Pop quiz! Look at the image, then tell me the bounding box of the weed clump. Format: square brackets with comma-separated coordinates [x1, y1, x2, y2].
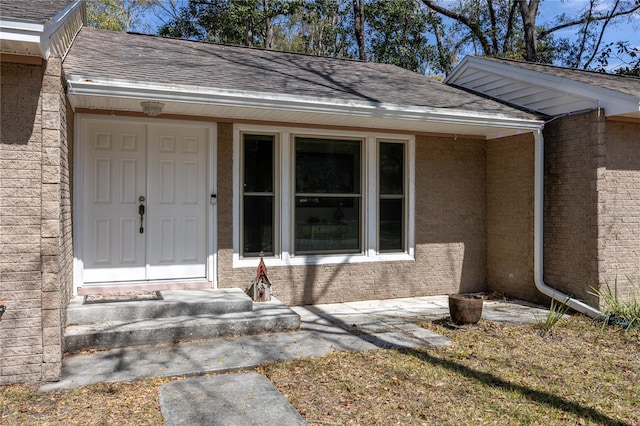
[590, 277, 640, 329]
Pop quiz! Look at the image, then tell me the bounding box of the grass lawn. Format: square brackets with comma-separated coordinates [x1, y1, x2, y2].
[1, 315, 638, 425]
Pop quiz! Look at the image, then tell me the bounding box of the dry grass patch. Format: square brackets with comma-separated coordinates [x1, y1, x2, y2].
[0, 377, 168, 425]
[259, 316, 640, 425]
[1, 316, 638, 425]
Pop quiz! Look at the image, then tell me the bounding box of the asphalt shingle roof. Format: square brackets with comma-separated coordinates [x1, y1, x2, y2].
[483, 57, 640, 98]
[0, 0, 74, 24]
[63, 28, 539, 120]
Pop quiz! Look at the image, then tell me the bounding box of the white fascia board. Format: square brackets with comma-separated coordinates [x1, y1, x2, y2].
[448, 56, 640, 117]
[65, 75, 544, 132]
[0, 0, 82, 58]
[0, 21, 45, 56]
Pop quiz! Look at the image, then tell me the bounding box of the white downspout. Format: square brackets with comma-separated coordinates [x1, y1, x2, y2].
[533, 128, 605, 319]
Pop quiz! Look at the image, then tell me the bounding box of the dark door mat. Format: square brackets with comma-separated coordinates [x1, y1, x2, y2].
[83, 291, 163, 304]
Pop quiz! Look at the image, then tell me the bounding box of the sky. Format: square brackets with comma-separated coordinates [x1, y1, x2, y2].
[137, 0, 639, 71]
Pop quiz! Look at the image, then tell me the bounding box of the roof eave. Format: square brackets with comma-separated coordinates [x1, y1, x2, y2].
[447, 56, 640, 117]
[0, 20, 46, 57]
[0, 0, 83, 59]
[65, 76, 544, 134]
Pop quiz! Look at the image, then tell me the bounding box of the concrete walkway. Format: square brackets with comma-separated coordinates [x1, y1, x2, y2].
[159, 373, 307, 426]
[41, 295, 549, 392]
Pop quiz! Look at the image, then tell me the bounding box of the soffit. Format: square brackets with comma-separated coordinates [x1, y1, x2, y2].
[446, 56, 640, 118]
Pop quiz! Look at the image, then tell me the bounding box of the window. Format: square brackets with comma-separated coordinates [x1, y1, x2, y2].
[234, 125, 414, 267]
[241, 134, 275, 257]
[379, 142, 405, 252]
[294, 137, 362, 254]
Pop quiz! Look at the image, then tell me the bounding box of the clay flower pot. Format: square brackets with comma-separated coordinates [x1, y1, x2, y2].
[448, 294, 483, 325]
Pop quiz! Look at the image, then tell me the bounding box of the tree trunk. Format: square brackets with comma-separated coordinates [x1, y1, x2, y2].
[263, 0, 274, 49]
[519, 0, 539, 62]
[245, 16, 254, 46]
[353, 0, 366, 60]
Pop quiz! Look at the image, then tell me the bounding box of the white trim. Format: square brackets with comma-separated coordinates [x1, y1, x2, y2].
[143, 124, 151, 279]
[0, 0, 83, 58]
[65, 75, 544, 132]
[280, 131, 291, 263]
[72, 114, 84, 295]
[366, 136, 377, 258]
[232, 125, 240, 261]
[407, 139, 416, 259]
[232, 124, 416, 269]
[207, 123, 218, 288]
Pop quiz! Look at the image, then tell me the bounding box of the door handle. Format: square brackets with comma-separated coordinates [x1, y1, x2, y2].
[138, 196, 145, 233]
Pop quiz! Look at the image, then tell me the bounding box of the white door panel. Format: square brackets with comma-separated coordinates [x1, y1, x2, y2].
[82, 121, 208, 283]
[147, 125, 207, 280]
[83, 122, 146, 282]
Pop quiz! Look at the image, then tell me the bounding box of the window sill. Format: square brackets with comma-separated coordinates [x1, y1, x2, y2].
[233, 251, 415, 268]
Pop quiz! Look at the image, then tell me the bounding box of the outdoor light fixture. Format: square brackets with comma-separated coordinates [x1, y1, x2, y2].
[141, 101, 164, 116]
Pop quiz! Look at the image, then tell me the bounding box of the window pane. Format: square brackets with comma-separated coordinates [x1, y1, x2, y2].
[295, 138, 360, 194]
[379, 199, 403, 251]
[243, 196, 273, 256]
[244, 134, 273, 193]
[380, 143, 404, 195]
[295, 197, 360, 253]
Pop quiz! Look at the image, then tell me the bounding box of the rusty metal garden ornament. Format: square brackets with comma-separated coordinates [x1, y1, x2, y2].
[246, 251, 272, 302]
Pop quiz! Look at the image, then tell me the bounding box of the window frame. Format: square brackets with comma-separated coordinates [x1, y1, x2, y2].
[233, 124, 414, 268]
[377, 139, 408, 254]
[292, 134, 365, 255]
[238, 131, 279, 259]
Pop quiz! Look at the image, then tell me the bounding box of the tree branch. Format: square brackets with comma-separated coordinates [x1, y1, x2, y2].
[583, 0, 621, 69]
[502, 1, 518, 54]
[420, 0, 492, 55]
[573, 0, 596, 68]
[539, 3, 640, 39]
[487, 0, 499, 53]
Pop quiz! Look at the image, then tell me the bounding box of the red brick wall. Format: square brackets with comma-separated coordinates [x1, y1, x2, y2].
[216, 126, 487, 305]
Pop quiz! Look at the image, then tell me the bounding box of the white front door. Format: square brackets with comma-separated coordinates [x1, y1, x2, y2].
[82, 120, 208, 283]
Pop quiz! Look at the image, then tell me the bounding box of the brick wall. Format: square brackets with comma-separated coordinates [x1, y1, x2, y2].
[542, 111, 602, 305]
[600, 119, 640, 299]
[1, 59, 46, 384]
[0, 57, 69, 384]
[217, 126, 487, 305]
[486, 134, 538, 302]
[486, 111, 639, 308]
[60, 98, 74, 324]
